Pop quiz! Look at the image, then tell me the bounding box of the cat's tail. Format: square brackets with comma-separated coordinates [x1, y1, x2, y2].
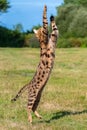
[11, 83, 29, 102]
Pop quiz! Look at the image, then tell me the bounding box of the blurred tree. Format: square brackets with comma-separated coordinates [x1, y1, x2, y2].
[68, 7, 87, 37]
[56, 0, 87, 38]
[56, 4, 79, 37]
[64, 0, 78, 4]
[78, 0, 87, 7]
[0, 0, 10, 13]
[64, 0, 87, 7]
[13, 23, 24, 33]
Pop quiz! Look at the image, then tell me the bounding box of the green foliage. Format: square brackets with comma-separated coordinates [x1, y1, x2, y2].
[24, 34, 39, 48]
[56, 4, 79, 37]
[81, 37, 87, 47]
[77, 0, 87, 7]
[57, 37, 87, 48]
[68, 38, 82, 47]
[0, 26, 24, 47]
[64, 0, 78, 5]
[0, 0, 10, 13]
[64, 0, 87, 6]
[68, 7, 87, 37]
[57, 38, 72, 48]
[56, 0, 87, 38]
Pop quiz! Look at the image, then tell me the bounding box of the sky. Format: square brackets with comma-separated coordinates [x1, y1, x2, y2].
[0, 0, 63, 31]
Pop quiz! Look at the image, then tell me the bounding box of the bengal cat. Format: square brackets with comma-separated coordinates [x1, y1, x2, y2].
[11, 5, 59, 123]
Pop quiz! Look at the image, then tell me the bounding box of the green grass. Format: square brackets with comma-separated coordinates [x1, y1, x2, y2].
[0, 48, 87, 130]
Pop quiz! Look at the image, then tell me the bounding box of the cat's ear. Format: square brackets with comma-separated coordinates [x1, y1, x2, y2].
[33, 29, 37, 34]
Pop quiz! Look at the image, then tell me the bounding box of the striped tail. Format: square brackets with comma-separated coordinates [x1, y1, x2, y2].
[11, 84, 28, 102]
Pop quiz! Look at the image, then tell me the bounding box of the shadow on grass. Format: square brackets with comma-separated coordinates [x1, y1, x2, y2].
[38, 110, 87, 123]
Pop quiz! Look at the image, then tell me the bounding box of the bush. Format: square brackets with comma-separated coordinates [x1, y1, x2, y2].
[57, 38, 72, 48]
[81, 37, 87, 47]
[24, 34, 39, 48]
[57, 37, 87, 48]
[68, 38, 82, 47]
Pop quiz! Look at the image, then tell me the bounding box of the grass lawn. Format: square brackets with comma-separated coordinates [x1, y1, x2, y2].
[0, 48, 87, 130]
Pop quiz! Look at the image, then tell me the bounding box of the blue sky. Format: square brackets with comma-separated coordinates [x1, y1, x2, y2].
[0, 0, 63, 31]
